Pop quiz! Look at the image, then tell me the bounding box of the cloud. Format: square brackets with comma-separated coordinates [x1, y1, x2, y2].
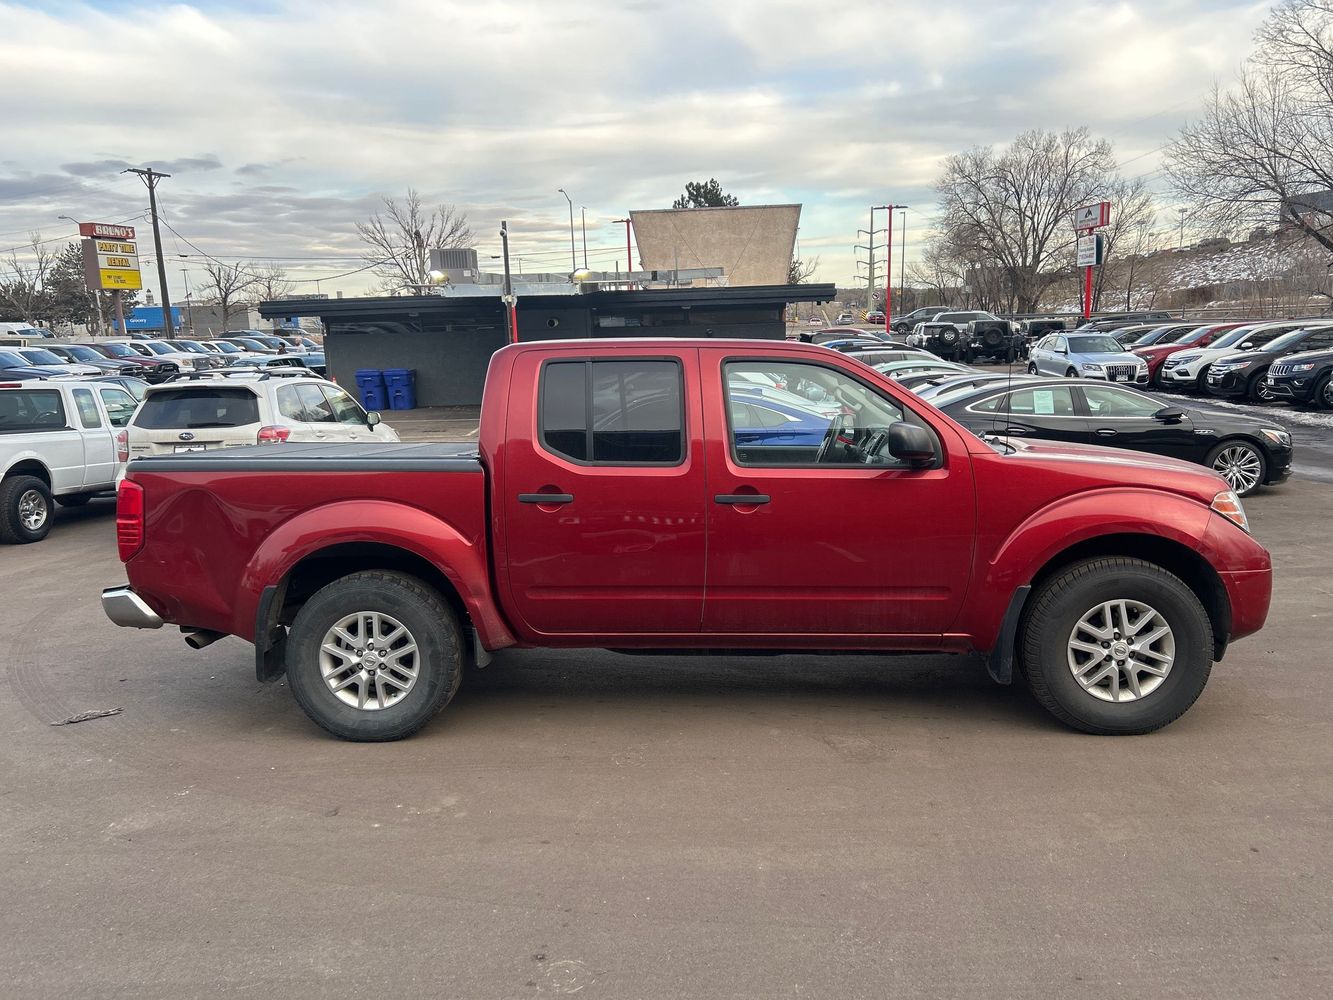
[0, 0, 1272, 292]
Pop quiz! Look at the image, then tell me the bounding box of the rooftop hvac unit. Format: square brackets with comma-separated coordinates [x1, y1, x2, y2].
[429, 248, 480, 272]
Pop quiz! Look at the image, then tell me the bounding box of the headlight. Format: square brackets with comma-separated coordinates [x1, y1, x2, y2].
[1176, 354, 1199, 364]
[1232, 360, 1254, 369]
[1211, 490, 1249, 533]
[178, 358, 195, 369]
[1081, 363, 1104, 371]
[1290, 363, 1316, 372]
[1259, 428, 1291, 448]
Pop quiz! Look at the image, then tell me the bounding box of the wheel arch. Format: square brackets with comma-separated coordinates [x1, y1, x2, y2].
[3, 459, 52, 488]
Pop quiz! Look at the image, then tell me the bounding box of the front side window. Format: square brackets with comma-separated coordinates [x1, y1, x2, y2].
[539, 359, 684, 465]
[283, 384, 336, 423]
[724, 360, 914, 467]
[72, 388, 102, 428]
[322, 385, 368, 425]
[0, 389, 66, 433]
[1082, 386, 1161, 418]
[99, 388, 137, 427]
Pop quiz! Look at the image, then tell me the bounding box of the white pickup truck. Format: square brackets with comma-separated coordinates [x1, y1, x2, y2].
[1, 379, 139, 543]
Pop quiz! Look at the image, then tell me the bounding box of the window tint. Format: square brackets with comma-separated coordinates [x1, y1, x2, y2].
[724, 360, 912, 467]
[291, 384, 336, 423]
[322, 385, 368, 425]
[99, 388, 137, 427]
[133, 388, 260, 429]
[982, 386, 1077, 416]
[72, 388, 102, 428]
[1306, 329, 1333, 349]
[1082, 386, 1161, 418]
[539, 359, 684, 465]
[0, 389, 66, 433]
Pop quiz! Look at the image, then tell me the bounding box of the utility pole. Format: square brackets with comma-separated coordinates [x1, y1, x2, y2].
[179, 265, 194, 334]
[614, 218, 633, 274]
[123, 166, 175, 336]
[1177, 207, 1187, 250]
[856, 228, 886, 314]
[580, 207, 588, 269]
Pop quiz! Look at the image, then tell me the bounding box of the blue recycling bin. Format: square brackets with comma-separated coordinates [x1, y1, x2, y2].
[355, 369, 386, 411]
[383, 368, 417, 411]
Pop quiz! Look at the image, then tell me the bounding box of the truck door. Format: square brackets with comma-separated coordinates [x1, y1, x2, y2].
[500, 350, 706, 637]
[700, 352, 975, 637]
[69, 387, 116, 487]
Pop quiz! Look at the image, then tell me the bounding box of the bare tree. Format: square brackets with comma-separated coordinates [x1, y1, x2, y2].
[788, 257, 820, 283]
[934, 128, 1118, 312]
[356, 188, 474, 294]
[0, 233, 56, 322]
[1166, 0, 1333, 253]
[197, 261, 257, 333]
[250, 262, 296, 303]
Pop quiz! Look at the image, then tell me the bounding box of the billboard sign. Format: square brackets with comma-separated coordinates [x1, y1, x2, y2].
[1076, 233, 1105, 267]
[1072, 201, 1111, 230]
[81, 235, 143, 291]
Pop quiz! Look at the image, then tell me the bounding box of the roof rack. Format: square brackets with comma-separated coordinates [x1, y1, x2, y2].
[162, 367, 312, 384]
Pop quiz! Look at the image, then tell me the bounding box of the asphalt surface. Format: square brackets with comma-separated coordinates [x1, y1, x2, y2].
[3, 467, 1332, 998]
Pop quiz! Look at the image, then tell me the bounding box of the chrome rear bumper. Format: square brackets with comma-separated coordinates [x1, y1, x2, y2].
[102, 586, 164, 629]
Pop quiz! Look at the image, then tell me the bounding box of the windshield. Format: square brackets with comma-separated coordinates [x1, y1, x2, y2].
[1067, 335, 1124, 354]
[20, 349, 65, 364]
[1166, 326, 1210, 343]
[64, 346, 103, 361]
[231, 339, 269, 350]
[99, 343, 138, 358]
[212, 341, 243, 353]
[0, 350, 30, 366]
[143, 342, 176, 356]
[1265, 327, 1328, 352]
[171, 341, 210, 354]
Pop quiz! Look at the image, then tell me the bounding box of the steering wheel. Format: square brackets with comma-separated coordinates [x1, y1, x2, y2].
[860, 429, 890, 463]
[816, 414, 853, 464]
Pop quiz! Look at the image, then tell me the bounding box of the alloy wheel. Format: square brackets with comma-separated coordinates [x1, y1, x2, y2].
[318, 610, 420, 711]
[18, 489, 48, 532]
[1066, 599, 1175, 703]
[1211, 444, 1263, 495]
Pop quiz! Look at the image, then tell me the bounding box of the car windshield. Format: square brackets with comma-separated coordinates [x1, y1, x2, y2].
[1209, 325, 1263, 349]
[98, 343, 138, 358]
[212, 341, 243, 353]
[1265, 327, 1328, 352]
[0, 350, 30, 366]
[1066, 336, 1123, 354]
[143, 342, 176, 355]
[64, 346, 104, 361]
[171, 341, 210, 354]
[231, 339, 269, 350]
[20, 349, 65, 364]
[1166, 326, 1210, 343]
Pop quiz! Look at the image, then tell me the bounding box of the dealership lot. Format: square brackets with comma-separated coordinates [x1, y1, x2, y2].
[2, 473, 1331, 998]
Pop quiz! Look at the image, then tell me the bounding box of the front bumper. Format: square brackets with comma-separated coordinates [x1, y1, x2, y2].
[1263, 375, 1316, 403]
[102, 586, 164, 629]
[1160, 364, 1199, 386]
[1205, 367, 1252, 396]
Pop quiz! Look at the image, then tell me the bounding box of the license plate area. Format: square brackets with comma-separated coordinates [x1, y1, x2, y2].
[173, 443, 207, 453]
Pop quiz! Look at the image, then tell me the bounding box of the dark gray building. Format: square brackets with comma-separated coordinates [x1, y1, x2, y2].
[260, 283, 833, 406]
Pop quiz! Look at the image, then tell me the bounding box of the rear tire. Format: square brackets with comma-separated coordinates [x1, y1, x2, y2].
[0, 475, 53, 544]
[1018, 557, 1213, 735]
[286, 570, 462, 741]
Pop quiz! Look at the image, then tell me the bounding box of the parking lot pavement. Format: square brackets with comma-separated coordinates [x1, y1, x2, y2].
[4, 483, 1332, 999]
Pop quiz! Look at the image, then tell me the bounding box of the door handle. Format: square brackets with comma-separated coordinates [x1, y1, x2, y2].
[518, 493, 574, 504]
[1001, 426, 1028, 435]
[1095, 428, 1117, 437]
[715, 493, 770, 505]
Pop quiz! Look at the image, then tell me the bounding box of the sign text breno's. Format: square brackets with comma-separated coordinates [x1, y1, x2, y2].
[78, 222, 136, 240]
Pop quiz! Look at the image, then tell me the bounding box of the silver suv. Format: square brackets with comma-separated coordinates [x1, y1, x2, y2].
[125, 371, 400, 458]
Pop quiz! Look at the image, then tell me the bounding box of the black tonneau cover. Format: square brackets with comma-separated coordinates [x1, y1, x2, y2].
[127, 442, 482, 474]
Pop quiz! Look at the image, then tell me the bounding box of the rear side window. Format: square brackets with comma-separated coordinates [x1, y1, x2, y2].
[133, 388, 260, 429]
[539, 359, 684, 465]
[0, 389, 67, 433]
[72, 388, 102, 428]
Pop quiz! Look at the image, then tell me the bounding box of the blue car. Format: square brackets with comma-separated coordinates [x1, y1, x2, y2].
[1026, 333, 1149, 384]
[728, 384, 834, 447]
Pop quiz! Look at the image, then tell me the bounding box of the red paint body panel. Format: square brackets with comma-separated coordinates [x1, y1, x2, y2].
[1133, 324, 1241, 379]
[121, 338, 1273, 663]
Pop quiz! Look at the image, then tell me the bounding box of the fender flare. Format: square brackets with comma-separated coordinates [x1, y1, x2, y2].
[230, 499, 516, 650]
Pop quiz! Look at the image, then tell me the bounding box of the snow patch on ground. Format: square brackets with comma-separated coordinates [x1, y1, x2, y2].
[1202, 399, 1333, 429]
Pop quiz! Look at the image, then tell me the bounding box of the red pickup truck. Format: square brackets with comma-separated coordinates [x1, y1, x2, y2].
[102, 339, 1272, 741]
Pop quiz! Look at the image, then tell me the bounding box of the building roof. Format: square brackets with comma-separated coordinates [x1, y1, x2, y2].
[258, 283, 834, 319]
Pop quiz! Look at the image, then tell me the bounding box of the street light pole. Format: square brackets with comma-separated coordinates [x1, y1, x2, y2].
[882, 204, 908, 335]
[123, 166, 175, 336]
[580, 207, 588, 269]
[557, 189, 576, 272]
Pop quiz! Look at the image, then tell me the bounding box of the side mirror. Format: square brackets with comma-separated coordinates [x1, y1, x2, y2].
[366, 411, 382, 429]
[1055, 346, 1067, 355]
[887, 423, 936, 467]
[1239, 342, 1254, 350]
[1154, 406, 1185, 424]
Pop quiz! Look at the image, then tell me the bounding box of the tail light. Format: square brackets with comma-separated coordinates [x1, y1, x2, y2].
[256, 425, 291, 444]
[116, 429, 129, 463]
[116, 480, 145, 561]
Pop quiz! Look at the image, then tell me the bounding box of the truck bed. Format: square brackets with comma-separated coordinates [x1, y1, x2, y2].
[126, 442, 482, 474]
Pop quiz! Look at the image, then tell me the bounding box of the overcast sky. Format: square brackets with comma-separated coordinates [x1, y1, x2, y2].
[2, 0, 1273, 301]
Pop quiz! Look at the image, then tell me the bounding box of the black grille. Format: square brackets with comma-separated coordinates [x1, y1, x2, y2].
[1106, 364, 1137, 380]
[1269, 363, 1291, 376]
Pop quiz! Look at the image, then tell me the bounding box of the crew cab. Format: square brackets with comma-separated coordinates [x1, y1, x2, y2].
[102, 340, 1272, 741]
[2, 379, 138, 543]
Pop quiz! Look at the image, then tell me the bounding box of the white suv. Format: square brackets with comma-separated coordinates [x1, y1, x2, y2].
[125, 371, 399, 458]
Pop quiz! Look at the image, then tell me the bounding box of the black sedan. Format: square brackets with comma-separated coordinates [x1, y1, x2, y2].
[933, 377, 1293, 496]
[1205, 323, 1333, 401]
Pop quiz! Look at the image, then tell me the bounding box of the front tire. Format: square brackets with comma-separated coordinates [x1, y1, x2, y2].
[286, 570, 462, 741]
[1314, 373, 1333, 411]
[1207, 439, 1267, 496]
[1247, 372, 1274, 403]
[1018, 557, 1213, 735]
[1065, 367, 1078, 378]
[1027, 362, 1038, 375]
[0, 475, 53, 544]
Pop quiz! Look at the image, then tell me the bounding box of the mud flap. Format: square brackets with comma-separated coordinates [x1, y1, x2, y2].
[254, 584, 288, 682]
[987, 585, 1031, 685]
